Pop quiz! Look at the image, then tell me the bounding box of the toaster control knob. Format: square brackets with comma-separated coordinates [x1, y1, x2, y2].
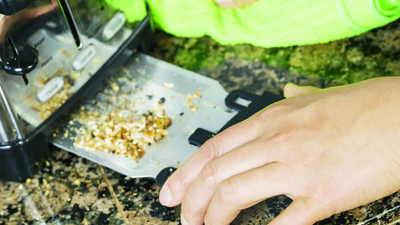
[0, 38, 38, 85]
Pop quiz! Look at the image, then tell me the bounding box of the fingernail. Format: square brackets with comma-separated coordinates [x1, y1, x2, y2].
[215, 0, 235, 8]
[181, 213, 189, 225]
[159, 185, 172, 205]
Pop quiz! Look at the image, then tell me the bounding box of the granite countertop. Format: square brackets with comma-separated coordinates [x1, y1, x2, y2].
[2, 19, 400, 225]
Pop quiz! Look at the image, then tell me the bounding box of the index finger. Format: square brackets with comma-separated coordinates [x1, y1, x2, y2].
[159, 116, 262, 207]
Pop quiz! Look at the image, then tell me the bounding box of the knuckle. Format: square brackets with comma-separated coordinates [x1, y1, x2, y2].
[262, 102, 286, 115]
[246, 116, 263, 137]
[200, 138, 221, 161]
[170, 168, 190, 191]
[273, 127, 297, 143]
[218, 178, 238, 204]
[201, 162, 220, 189]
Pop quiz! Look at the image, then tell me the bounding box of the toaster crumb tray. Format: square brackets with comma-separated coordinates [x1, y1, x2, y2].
[49, 53, 237, 179]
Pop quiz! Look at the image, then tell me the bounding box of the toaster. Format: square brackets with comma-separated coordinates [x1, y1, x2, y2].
[0, 0, 155, 181]
[0, 0, 283, 183]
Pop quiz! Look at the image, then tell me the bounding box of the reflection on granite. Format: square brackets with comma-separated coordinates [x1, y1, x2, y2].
[2, 18, 400, 224]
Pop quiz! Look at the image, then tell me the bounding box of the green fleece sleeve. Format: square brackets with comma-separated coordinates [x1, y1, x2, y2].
[107, 0, 400, 48]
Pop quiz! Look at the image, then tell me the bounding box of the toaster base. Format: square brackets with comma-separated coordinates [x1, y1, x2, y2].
[0, 133, 50, 181]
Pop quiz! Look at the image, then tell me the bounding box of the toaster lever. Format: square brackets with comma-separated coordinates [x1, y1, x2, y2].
[58, 0, 83, 50]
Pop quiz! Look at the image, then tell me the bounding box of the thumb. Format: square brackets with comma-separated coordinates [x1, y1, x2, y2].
[268, 199, 332, 225]
[214, 0, 259, 9]
[284, 83, 321, 98]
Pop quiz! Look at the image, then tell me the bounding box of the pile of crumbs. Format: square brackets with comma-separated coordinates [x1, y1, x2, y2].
[72, 103, 171, 162]
[60, 67, 172, 162]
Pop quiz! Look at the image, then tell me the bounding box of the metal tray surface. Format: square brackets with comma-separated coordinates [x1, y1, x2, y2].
[49, 52, 237, 178]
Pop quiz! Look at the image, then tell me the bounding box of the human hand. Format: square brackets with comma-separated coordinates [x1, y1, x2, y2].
[0, 4, 55, 42]
[159, 77, 400, 224]
[214, 0, 259, 9]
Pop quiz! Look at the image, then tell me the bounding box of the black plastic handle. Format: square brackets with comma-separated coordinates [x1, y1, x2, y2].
[189, 128, 215, 147]
[219, 91, 284, 132]
[0, 0, 35, 15]
[189, 90, 285, 146]
[160, 90, 284, 186]
[156, 167, 177, 187]
[225, 89, 259, 111]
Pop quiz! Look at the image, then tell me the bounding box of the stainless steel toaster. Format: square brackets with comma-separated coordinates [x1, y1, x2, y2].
[0, 0, 154, 181]
[0, 0, 283, 184]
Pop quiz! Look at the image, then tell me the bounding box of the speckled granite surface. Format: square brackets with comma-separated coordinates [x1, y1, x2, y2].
[2, 19, 400, 224]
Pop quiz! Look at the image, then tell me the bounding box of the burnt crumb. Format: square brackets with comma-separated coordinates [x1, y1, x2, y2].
[159, 97, 166, 104]
[179, 112, 184, 116]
